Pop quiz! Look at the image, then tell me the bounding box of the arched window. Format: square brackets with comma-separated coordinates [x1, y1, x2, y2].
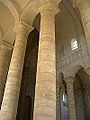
[63, 93, 67, 107]
[71, 38, 78, 50]
[63, 94, 65, 102]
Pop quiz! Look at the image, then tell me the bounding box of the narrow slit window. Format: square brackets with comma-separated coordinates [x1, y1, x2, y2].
[63, 94, 65, 102]
[71, 38, 78, 50]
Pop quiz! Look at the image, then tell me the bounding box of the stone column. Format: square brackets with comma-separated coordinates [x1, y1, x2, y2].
[56, 84, 61, 120]
[75, 0, 90, 58]
[64, 77, 76, 120]
[56, 73, 63, 120]
[0, 22, 33, 120]
[33, 1, 59, 120]
[0, 42, 12, 107]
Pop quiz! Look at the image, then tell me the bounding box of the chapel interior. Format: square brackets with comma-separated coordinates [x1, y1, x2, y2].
[0, 0, 90, 120]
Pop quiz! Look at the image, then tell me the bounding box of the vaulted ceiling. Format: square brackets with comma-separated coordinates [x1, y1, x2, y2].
[0, 0, 83, 55]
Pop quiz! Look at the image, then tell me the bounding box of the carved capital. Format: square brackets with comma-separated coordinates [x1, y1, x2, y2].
[38, 0, 60, 16]
[64, 76, 75, 84]
[14, 21, 34, 35]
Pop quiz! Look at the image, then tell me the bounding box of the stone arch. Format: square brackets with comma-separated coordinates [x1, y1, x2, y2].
[60, 0, 84, 33]
[62, 65, 84, 79]
[21, 1, 39, 26]
[33, 13, 40, 32]
[71, 65, 84, 77]
[73, 65, 90, 120]
[0, 0, 19, 24]
[21, 0, 61, 27]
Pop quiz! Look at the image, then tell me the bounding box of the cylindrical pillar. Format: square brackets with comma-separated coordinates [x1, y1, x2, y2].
[56, 73, 63, 120]
[0, 22, 33, 120]
[65, 77, 76, 120]
[33, 1, 59, 120]
[56, 87, 61, 120]
[0, 42, 12, 107]
[76, 0, 90, 58]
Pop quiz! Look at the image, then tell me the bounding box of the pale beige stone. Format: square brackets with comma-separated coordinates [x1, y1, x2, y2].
[0, 0, 90, 120]
[76, 0, 90, 58]
[0, 42, 12, 107]
[64, 76, 76, 120]
[33, 1, 60, 120]
[0, 22, 33, 120]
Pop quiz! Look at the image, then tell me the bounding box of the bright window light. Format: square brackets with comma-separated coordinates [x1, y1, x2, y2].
[63, 94, 65, 102]
[71, 38, 78, 50]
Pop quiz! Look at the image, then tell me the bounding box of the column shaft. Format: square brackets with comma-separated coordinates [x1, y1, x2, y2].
[33, 2, 59, 120]
[0, 43, 12, 107]
[56, 87, 61, 120]
[65, 77, 76, 120]
[56, 75, 62, 120]
[0, 22, 33, 120]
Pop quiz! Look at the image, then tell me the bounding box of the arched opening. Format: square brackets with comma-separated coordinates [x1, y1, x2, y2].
[16, 28, 39, 120]
[60, 76, 68, 120]
[74, 68, 90, 120]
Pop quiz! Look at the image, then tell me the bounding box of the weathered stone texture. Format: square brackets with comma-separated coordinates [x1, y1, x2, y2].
[0, 22, 33, 120]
